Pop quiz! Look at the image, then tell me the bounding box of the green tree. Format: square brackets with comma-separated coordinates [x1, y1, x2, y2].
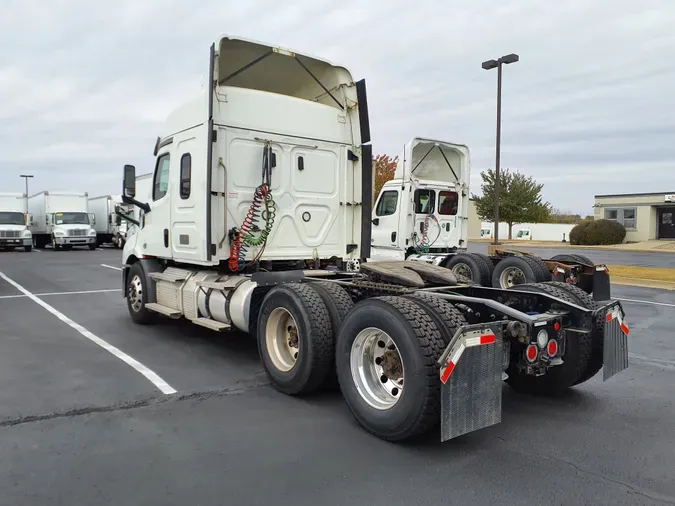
[471, 168, 551, 239]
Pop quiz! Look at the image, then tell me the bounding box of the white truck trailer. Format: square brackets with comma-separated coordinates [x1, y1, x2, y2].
[88, 195, 133, 248]
[371, 138, 612, 299]
[27, 191, 97, 250]
[0, 193, 32, 252]
[119, 35, 629, 443]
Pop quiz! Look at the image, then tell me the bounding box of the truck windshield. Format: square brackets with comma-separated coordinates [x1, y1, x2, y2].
[0, 212, 24, 225]
[55, 212, 89, 225]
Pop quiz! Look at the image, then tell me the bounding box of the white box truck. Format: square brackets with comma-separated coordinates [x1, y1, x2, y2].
[117, 35, 629, 444]
[0, 193, 32, 252]
[28, 191, 97, 250]
[88, 195, 134, 248]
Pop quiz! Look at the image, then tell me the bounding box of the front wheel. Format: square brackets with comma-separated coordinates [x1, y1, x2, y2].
[51, 236, 60, 251]
[126, 262, 156, 324]
[24, 245, 32, 252]
[88, 243, 96, 250]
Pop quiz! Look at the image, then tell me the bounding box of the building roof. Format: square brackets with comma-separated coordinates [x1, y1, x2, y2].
[595, 191, 675, 199]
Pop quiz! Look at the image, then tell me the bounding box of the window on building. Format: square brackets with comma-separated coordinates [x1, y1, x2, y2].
[180, 153, 191, 199]
[376, 190, 398, 216]
[438, 191, 459, 215]
[604, 207, 636, 229]
[414, 189, 435, 214]
[153, 154, 171, 201]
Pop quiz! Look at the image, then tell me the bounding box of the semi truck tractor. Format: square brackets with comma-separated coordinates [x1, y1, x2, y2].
[28, 191, 97, 250]
[371, 138, 611, 300]
[120, 35, 629, 443]
[0, 193, 32, 252]
[89, 195, 133, 248]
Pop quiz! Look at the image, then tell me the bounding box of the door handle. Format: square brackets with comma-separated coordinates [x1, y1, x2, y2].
[419, 222, 424, 233]
[372, 218, 380, 226]
[163, 229, 169, 247]
[445, 223, 450, 232]
[391, 231, 397, 242]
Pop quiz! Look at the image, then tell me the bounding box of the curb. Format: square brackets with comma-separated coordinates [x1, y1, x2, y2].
[470, 240, 675, 255]
[611, 277, 675, 291]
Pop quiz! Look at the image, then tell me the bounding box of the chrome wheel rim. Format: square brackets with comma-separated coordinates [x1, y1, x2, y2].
[265, 307, 299, 372]
[128, 274, 143, 312]
[350, 327, 404, 410]
[451, 263, 473, 280]
[500, 266, 526, 288]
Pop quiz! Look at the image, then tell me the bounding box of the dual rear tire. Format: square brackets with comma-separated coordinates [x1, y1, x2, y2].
[257, 283, 462, 441]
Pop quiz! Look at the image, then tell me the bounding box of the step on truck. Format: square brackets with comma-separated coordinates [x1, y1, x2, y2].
[119, 35, 630, 443]
[371, 138, 612, 301]
[28, 191, 98, 250]
[88, 195, 134, 248]
[0, 192, 32, 252]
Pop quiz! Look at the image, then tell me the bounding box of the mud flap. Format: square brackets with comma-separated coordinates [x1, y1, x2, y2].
[438, 323, 504, 442]
[602, 304, 630, 381]
[593, 265, 611, 302]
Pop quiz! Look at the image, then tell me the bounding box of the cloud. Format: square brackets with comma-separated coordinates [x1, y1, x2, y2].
[1, 0, 674, 214]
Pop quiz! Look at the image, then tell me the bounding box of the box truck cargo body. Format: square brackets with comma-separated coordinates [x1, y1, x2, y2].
[89, 195, 134, 247]
[0, 192, 32, 251]
[28, 191, 97, 250]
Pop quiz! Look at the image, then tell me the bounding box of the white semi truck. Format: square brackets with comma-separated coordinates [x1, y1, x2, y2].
[119, 35, 629, 443]
[0, 193, 32, 252]
[89, 195, 133, 248]
[28, 191, 97, 250]
[371, 138, 612, 299]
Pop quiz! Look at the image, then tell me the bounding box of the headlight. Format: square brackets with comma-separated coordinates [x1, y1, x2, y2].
[54, 230, 65, 236]
[89, 230, 96, 236]
[23, 230, 32, 237]
[536, 329, 548, 348]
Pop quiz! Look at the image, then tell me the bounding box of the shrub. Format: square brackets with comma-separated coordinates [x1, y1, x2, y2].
[570, 219, 626, 245]
[569, 220, 591, 245]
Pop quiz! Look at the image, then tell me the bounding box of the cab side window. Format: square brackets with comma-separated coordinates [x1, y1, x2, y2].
[376, 190, 398, 216]
[180, 153, 191, 199]
[153, 154, 170, 201]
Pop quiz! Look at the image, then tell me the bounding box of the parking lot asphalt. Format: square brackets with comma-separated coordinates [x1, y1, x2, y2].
[468, 242, 675, 268]
[1, 247, 674, 506]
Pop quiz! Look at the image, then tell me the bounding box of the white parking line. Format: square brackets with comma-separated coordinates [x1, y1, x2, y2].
[616, 298, 675, 309]
[0, 289, 119, 300]
[101, 264, 122, 271]
[0, 271, 177, 395]
[32, 249, 41, 252]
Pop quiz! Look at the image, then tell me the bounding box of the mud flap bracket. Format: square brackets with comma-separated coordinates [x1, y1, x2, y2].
[438, 323, 504, 442]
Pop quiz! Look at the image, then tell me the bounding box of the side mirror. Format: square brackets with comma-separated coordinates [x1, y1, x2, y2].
[372, 218, 380, 226]
[116, 215, 122, 226]
[123, 164, 136, 198]
[89, 213, 96, 225]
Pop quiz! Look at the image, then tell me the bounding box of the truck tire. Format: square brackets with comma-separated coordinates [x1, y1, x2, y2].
[336, 296, 446, 441]
[570, 253, 593, 266]
[51, 236, 60, 251]
[306, 281, 354, 390]
[126, 262, 157, 325]
[257, 283, 333, 395]
[469, 253, 495, 284]
[446, 253, 488, 285]
[527, 255, 552, 282]
[550, 254, 577, 264]
[492, 256, 541, 288]
[402, 292, 468, 345]
[505, 283, 593, 394]
[542, 281, 604, 385]
[24, 245, 32, 252]
[88, 244, 97, 250]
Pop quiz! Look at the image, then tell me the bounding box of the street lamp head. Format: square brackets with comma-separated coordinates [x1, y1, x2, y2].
[499, 53, 519, 65]
[482, 59, 498, 70]
[20, 174, 34, 178]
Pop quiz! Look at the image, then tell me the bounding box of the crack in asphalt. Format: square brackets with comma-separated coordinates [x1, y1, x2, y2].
[492, 437, 675, 505]
[0, 380, 269, 429]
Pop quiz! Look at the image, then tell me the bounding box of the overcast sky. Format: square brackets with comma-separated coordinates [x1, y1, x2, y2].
[2, 0, 674, 214]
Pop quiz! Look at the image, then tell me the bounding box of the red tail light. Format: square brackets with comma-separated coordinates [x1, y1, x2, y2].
[526, 344, 538, 362]
[547, 340, 558, 357]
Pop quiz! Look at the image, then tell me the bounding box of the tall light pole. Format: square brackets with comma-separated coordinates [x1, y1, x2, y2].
[482, 53, 519, 245]
[20, 174, 34, 197]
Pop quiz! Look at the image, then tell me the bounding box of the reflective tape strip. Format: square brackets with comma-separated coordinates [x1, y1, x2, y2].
[441, 343, 465, 384]
[440, 331, 497, 384]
